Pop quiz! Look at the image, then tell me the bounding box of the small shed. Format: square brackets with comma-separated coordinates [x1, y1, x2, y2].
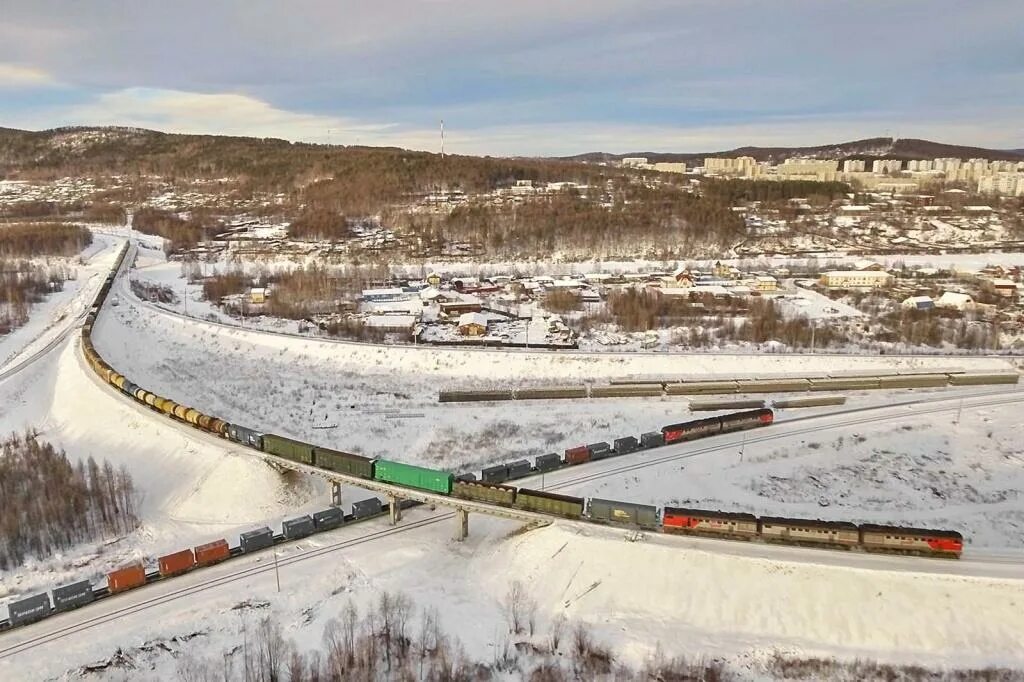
[457, 312, 489, 336]
[901, 295, 934, 311]
[249, 287, 267, 304]
[935, 292, 974, 311]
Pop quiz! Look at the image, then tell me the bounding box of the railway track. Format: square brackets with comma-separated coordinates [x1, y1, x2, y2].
[539, 391, 1024, 494]
[0, 512, 452, 659]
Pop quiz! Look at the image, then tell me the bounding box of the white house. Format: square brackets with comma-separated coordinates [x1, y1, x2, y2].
[935, 292, 974, 311]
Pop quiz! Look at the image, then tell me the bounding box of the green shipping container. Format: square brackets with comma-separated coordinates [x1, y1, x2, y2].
[373, 459, 453, 494]
[262, 433, 314, 465]
[314, 447, 375, 479]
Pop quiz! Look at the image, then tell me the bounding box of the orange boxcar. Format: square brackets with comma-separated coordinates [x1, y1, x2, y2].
[158, 549, 196, 577]
[194, 539, 231, 566]
[107, 563, 147, 593]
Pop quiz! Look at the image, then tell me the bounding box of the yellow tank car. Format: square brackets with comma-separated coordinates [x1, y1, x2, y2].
[209, 418, 229, 436]
[153, 396, 168, 412]
[184, 408, 201, 425]
[134, 387, 147, 402]
[144, 392, 159, 407]
[197, 414, 212, 430]
[173, 404, 189, 420]
[112, 374, 126, 390]
[161, 400, 178, 416]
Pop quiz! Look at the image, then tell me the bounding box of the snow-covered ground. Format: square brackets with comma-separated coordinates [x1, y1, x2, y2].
[3, 235, 1024, 678]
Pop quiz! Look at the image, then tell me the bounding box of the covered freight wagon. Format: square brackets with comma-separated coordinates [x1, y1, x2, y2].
[314, 447, 374, 479]
[374, 460, 453, 494]
[227, 423, 264, 449]
[52, 580, 94, 613]
[261, 434, 314, 465]
[588, 498, 658, 527]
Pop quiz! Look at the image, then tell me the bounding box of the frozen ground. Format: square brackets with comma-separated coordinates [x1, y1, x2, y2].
[2, 235, 1024, 678]
[3, 507, 1024, 680]
[97, 259, 1011, 474]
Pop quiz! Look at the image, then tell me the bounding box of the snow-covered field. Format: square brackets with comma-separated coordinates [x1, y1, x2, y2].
[2, 234, 1024, 678]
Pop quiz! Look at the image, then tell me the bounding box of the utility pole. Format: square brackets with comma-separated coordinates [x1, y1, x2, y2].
[273, 550, 281, 592]
[955, 398, 964, 425]
[739, 432, 746, 463]
[810, 321, 816, 353]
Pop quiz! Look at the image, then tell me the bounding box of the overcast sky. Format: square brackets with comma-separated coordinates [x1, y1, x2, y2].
[1, 1, 1021, 156]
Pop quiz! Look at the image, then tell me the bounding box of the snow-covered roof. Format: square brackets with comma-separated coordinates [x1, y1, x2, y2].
[936, 292, 973, 307]
[457, 312, 489, 327]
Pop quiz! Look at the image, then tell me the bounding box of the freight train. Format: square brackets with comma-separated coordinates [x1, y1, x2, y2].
[0, 503, 384, 630]
[1, 242, 962, 632]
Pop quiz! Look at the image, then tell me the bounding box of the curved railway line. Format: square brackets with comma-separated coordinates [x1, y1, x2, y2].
[3, 238, 1023, 642]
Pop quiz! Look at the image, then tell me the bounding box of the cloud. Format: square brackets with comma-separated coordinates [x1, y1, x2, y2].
[49, 87, 441, 150]
[10, 85, 1023, 157]
[0, 62, 58, 88]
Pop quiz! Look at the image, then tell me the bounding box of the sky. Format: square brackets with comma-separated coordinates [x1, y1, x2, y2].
[1, 1, 1022, 156]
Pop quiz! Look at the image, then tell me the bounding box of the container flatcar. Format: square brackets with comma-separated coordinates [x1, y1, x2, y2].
[564, 446, 590, 465]
[239, 527, 275, 553]
[640, 431, 665, 449]
[282, 515, 315, 540]
[7, 593, 51, 627]
[312, 507, 345, 531]
[588, 498, 658, 528]
[586, 442, 612, 460]
[108, 563, 147, 594]
[506, 459, 532, 479]
[662, 507, 758, 539]
[52, 580, 94, 613]
[158, 549, 196, 577]
[194, 539, 231, 567]
[352, 498, 383, 519]
[514, 489, 584, 518]
[534, 453, 562, 472]
[481, 464, 509, 483]
[613, 436, 638, 455]
[452, 479, 517, 506]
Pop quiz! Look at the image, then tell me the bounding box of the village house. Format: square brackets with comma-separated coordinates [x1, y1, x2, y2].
[457, 312, 489, 336]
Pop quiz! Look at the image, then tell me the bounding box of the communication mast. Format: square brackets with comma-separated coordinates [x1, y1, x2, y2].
[440, 119, 445, 159]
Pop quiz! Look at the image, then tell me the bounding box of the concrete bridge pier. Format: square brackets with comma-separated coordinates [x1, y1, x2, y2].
[389, 495, 402, 525]
[331, 482, 343, 507]
[454, 508, 469, 541]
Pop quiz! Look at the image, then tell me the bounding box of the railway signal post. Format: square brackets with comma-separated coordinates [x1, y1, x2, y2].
[454, 509, 469, 541]
[388, 495, 402, 524]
